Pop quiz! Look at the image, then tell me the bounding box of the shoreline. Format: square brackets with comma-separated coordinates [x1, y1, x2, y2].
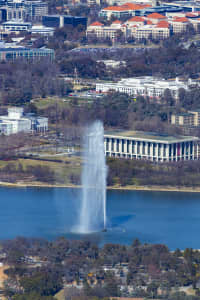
[1, 181, 200, 193]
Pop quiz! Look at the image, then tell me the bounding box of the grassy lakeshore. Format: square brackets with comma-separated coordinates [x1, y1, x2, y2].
[1, 181, 200, 193]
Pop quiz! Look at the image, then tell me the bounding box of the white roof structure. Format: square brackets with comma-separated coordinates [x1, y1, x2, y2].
[0, 107, 48, 135]
[96, 76, 197, 98]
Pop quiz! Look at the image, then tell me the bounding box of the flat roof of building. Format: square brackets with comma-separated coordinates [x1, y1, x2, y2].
[104, 130, 199, 143]
[43, 14, 86, 19]
[173, 112, 194, 116]
[0, 47, 53, 52]
[190, 109, 200, 112]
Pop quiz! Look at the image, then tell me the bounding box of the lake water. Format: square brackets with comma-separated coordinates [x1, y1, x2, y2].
[0, 187, 200, 249]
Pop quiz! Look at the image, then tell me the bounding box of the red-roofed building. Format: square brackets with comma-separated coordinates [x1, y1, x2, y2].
[189, 18, 200, 31]
[170, 17, 189, 33]
[125, 16, 145, 27]
[146, 20, 153, 25]
[128, 16, 145, 22]
[89, 21, 104, 27]
[135, 24, 154, 39]
[156, 20, 170, 28]
[173, 16, 189, 22]
[134, 23, 170, 40]
[56, 6, 63, 11]
[154, 20, 170, 38]
[112, 19, 122, 23]
[103, 5, 128, 11]
[121, 2, 151, 10]
[100, 5, 131, 19]
[147, 12, 166, 24]
[186, 12, 198, 18]
[87, 20, 127, 40]
[111, 20, 123, 28]
[99, 3, 150, 19]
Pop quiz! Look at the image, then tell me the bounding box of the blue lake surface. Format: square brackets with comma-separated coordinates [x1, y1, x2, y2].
[0, 187, 200, 249]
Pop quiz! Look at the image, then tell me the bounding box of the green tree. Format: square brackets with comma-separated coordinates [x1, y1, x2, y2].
[20, 271, 62, 296]
[147, 281, 159, 298]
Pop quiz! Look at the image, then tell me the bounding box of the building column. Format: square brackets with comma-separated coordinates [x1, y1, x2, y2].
[127, 140, 131, 155]
[114, 138, 117, 153]
[192, 142, 195, 160]
[184, 142, 186, 159]
[188, 142, 191, 160]
[108, 138, 112, 153]
[119, 139, 122, 156]
[124, 139, 128, 156]
[135, 141, 138, 157]
[150, 142, 154, 161]
[156, 143, 159, 162]
[160, 144, 164, 162]
[140, 142, 143, 157]
[104, 139, 106, 154]
[175, 143, 178, 161]
[182, 142, 185, 161]
[132, 141, 135, 156]
[166, 144, 169, 161]
[145, 142, 148, 158]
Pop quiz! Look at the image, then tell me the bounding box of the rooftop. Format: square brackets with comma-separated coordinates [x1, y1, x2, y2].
[43, 14, 86, 19]
[102, 6, 128, 11]
[112, 20, 122, 24]
[127, 16, 145, 22]
[147, 12, 166, 19]
[173, 112, 194, 116]
[172, 16, 189, 22]
[186, 12, 197, 17]
[121, 3, 151, 9]
[156, 20, 170, 28]
[3, 20, 31, 25]
[102, 3, 150, 11]
[0, 47, 53, 52]
[104, 130, 199, 143]
[89, 21, 104, 26]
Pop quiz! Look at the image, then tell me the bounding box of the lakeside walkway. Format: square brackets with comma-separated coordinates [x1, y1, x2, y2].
[1, 181, 200, 193]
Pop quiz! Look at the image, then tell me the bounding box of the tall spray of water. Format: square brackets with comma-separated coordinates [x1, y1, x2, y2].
[78, 121, 107, 233]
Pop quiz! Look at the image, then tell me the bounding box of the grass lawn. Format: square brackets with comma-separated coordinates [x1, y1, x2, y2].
[33, 97, 70, 110]
[0, 157, 81, 185]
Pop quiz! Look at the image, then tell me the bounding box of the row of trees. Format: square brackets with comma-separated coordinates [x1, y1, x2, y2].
[0, 59, 72, 106]
[0, 163, 55, 183]
[3, 236, 200, 299]
[43, 91, 187, 134]
[107, 158, 200, 187]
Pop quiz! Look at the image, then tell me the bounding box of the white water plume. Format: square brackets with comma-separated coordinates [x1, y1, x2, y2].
[78, 121, 107, 233]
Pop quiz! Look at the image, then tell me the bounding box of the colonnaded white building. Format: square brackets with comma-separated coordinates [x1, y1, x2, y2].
[96, 77, 198, 99]
[104, 130, 199, 162]
[0, 107, 48, 135]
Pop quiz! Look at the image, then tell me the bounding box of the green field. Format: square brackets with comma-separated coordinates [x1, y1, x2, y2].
[0, 156, 81, 185]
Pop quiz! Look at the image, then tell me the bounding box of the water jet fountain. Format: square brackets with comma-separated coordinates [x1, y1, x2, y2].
[78, 121, 107, 233]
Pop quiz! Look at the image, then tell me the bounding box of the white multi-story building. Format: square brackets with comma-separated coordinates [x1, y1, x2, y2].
[134, 23, 170, 39]
[104, 130, 199, 162]
[1, 20, 54, 36]
[86, 20, 128, 40]
[29, 25, 54, 36]
[170, 16, 189, 33]
[96, 76, 195, 99]
[0, 107, 48, 135]
[99, 3, 150, 19]
[1, 20, 32, 32]
[171, 110, 200, 127]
